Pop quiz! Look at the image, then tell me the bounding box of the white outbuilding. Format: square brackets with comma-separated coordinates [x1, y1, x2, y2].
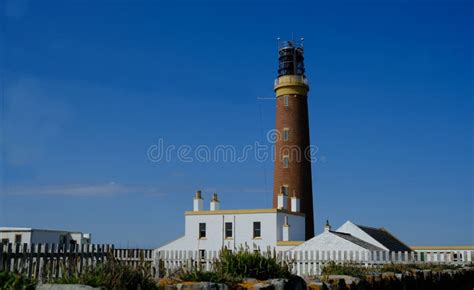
[0, 227, 91, 246]
[291, 220, 412, 253]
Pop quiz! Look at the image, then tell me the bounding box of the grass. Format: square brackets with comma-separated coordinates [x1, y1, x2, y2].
[0, 271, 37, 290]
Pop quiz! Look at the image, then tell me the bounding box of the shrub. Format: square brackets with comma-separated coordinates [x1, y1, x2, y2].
[321, 261, 369, 279]
[215, 248, 291, 280]
[0, 271, 37, 290]
[178, 248, 292, 284]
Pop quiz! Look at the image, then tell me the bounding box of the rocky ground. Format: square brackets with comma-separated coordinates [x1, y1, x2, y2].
[158, 266, 474, 290]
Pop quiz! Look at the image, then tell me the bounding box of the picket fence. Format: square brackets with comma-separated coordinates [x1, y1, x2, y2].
[0, 243, 155, 281]
[156, 249, 473, 276]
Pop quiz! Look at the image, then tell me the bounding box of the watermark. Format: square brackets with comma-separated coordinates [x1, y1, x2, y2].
[147, 129, 319, 163]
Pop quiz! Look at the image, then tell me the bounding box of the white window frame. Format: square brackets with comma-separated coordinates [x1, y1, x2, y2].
[280, 185, 289, 195]
[283, 156, 289, 168]
[14, 234, 22, 244]
[199, 223, 206, 239]
[253, 221, 261, 238]
[282, 128, 289, 141]
[225, 222, 233, 239]
[283, 95, 289, 107]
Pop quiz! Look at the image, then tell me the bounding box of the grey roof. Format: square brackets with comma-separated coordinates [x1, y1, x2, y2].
[331, 231, 384, 251]
[357, 225, 412, 252]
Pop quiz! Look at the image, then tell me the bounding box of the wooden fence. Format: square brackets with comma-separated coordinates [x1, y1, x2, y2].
[156, 249, 473, 277]
[0, 243, 155, 281]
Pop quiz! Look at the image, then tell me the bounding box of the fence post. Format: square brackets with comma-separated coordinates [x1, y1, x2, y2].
[43, 244, 50, 281]
[5, 243, 12, 272]
[27, 244, 34, 278]
[54, 244, 61, 279]
[0, 243, 4, 272]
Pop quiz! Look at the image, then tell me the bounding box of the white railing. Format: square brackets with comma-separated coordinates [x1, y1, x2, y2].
[274, 75, 308, 87]
[155, 249, 473, 277]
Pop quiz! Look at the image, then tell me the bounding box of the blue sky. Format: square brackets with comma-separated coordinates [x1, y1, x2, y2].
[1, 0, 472, 248]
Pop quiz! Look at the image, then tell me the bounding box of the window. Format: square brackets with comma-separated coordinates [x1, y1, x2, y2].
[280, 185, 289, 195]
[283, 95, 289, 107]
[225, 222, 233, 239]
[1, 239, 9, 245]
[14, 234, 21, 244]
[199, 223, 206, 238]
[59, 234, 67, 245]
[282, 128, 289, 141]
[283, 156, 289, 168]
[253, 222, 261, 238]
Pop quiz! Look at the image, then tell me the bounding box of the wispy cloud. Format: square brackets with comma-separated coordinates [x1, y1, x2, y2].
[2, 182, 166, 197]
[3, 77, 70, 167]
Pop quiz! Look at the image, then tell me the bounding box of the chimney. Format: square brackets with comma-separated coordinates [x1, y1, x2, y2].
[193, 190, 203, 211]
[324, 220, 331, 232]
[277, 186, 288, 210]
[210, 192, 220, 211]
[290, 192, 300, 213]
[282, 216, 290, 241]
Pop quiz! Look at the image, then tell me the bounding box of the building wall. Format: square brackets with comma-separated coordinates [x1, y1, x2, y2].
[31, 230, 65, 244]
[1, 229, 90, 245]
[276, 212, 305, 241]
[185, 212, 277, 251]
[0, 231, 32, 244]
[157, 211, 305, 252]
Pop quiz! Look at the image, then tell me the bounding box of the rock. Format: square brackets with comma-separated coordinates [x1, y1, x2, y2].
[174, 282, 228, 289]
[36, 285, 100, 290]
[251, 282, 273, 289]
[307, 281, 325, 290]
[422, 269, 432, 279]
[326, 275, 361, 285]
[242, 278, 258, 284]
[381, 272, 396, 280]
[268, 278, 286, 290]
[284, 275, 306, 290]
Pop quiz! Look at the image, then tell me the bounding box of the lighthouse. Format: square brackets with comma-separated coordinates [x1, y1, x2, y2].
[273, 39, 315, 240]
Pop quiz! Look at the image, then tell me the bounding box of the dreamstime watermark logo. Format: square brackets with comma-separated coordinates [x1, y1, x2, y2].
[147, 129, 319, 163]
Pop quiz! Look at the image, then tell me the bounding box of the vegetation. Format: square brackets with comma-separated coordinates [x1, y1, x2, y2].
[321, 261, 466, 279]
[0, 271, 36, 290]
[321, 261, 369, 279]
[178, 248, 292, 284]
[380, 262, 463, 273]
[52, 253, 159, 290]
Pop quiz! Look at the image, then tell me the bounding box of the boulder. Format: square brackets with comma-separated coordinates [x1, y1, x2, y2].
[284, 275, 306, 290]
[170, 282, 228, 290]
[36, 285, 100, 290]
[326, 275, 361, 285]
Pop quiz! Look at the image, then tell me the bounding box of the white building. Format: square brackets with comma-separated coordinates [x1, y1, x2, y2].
[0, 227, 91, 246]
[291, 220, 412, 253]
[156, 191, 306, 254]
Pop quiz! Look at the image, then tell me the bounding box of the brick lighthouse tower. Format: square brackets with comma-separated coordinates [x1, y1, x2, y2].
[272, 39, 314, 240]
